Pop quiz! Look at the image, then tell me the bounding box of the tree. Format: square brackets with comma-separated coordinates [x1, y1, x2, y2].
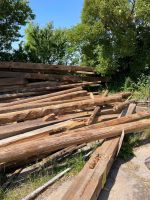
[0, 0, 34, 51]
[68, 0, 150, 78]
[24, 22, 78, 65]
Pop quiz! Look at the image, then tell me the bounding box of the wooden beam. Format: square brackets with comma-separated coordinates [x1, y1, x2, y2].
[0, 110, 92, 140]
[61, 103, 141, 200]
[23, 72, 103, 83]
[0, 95, 123, 124]
[0, 119, 86, 148]
[0, 91, 49, 101]
[0, 78, 27, 86]
[0, 61, 94, 73]
[62, 138, 119, 200]
[0, 91, 88, 114]
[0, 118, 149, 165]
[0, 87, 83, 107]
[86, 106, 101, 125]
[0, 81, 101, 94]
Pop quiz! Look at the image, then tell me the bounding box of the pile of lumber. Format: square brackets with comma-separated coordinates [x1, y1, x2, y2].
[0, 61, 108, 101]
[0, 62, 150, 200]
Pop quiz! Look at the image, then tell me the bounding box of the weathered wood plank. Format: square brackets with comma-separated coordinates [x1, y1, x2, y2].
[0, 62, 94, 73]
[0, 90, 88, 114]
[0, 118, 149, 166]
[86, 106, 101, 125]
[0, 78, 27, 86]
[62, 138, 119, 200]
[0, 95, 123, 124]
[61, 104, 144, 200]
[0, 81, 101, 94]
[0, 87, 83, 106]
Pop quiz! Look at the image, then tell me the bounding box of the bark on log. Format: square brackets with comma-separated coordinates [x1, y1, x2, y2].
[43, 113, 56, 122]
[0, 95, 124, 124]
[0, 119, 86, 147]
[0, 81, 101, 94]
[113, 101, 133, 111]
[0, 118, 149, 165]
[0, 110, 92, 140]
[61, 104, 140, 200]
[0, 91, 88, 114]
[0, 87, 83, 106]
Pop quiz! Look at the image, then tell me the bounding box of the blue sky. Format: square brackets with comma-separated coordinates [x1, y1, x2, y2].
[20, 0, 84, 36]
[14, 0, 84, 48]
[29, 0, 84, 28]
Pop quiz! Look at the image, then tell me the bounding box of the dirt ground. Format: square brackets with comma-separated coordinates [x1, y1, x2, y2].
[36, 140, 150, 200]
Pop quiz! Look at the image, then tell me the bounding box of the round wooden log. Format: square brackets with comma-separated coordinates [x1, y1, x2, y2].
[0, 91, 88, 114]
[0, 94, 124, 125]
[0, 118, 149, 165]
[0, 87, 83, 107]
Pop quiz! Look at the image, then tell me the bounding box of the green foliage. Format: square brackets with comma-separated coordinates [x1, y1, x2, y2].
[121, 74, 150, 99]
[24, 23, 78, 65]
[0, 0, 35, 51]
[68, 0, 150, 78]
[0, 152, 86, 200]
[119, 133, 141, 160]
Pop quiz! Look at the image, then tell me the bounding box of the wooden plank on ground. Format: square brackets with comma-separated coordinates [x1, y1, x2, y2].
[0, 87, 83, 106]
[0, 95, 124, 124]
[0, 81, 101, 94]
[62, 138, 119, 200]
[61, 103, 139, 200]
[0, 117, 149, 166]
[0, 90, 88, 114]
[0, 110, 92, 140]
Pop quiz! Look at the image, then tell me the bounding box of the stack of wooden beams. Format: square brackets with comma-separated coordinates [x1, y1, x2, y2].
[0, 61, 108, 101]
[0, 90, 149, 171]
[0, 62, 150, 200]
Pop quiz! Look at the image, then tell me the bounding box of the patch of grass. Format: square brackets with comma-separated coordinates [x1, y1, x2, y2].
[101, 75, 150, 100]
[118, 133, 141, 160]
[0, 151, 87, 200]
[0, 162, 70, 200]
[122, 75, 150, 100]
[67, 153, 85, 175]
